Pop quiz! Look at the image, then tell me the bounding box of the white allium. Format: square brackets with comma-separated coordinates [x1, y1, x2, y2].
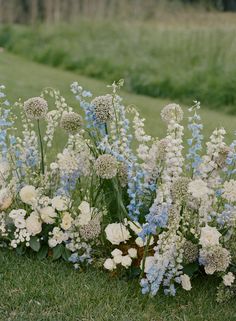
[200, 226, 221, 247]
[94, 154, 118, 179]
[223, 272, 235, 287]
[60, 111, 82, 134]
[223, 180, 236, 203]
[26, 212, 42, 236]
[188, 179, 211, 199]
[40, 206, 57, 224]
[91, 94, 113, 123]
[161, 103, 183, 124]
[19, 185, 38, 205]
[180, 274, 192, 291]
[24, 97, 48, 120]
[128, 248, 138, 258]
[104, 258, 116, 271]
[121, 255, 132, 268]
[105, 223, 131, 245]
[0, 188, 12, 210]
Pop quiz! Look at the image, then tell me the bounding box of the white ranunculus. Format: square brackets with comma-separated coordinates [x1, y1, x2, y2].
[140, 256, 155, 273]
[200, 226, 221, 247]
[26, 212, 42, 236]
[111, 248, 123, 257]
[121, 255, 132, 268]
[223, 272, 235, 287]
[40, 206, 57, 224]
[103, 258, 116, 271]
[78, 201, 92, 226]
[51, 196, 69, 211]
[128, 248, 138, 258]
[180, 274, 192, 291]
[105, 223, 131, 245]
[19, 185, 37, 205]
[188, 179, 211, 199]
[0, 188, 12, 210]
[61, 212, 73, 230]
[113, 255, 123, 264]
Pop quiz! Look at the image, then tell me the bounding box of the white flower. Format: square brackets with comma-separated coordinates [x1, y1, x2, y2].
[61, 212, 73, 230]
[104, 258, 116, 271]
[200, 226, 221, 247]
[113, 255, 123, 264]
[128, 221, 142, 235]
[180, 274, 192, 291]
[188, 179, 211, 199]
[105, 223, 131, 245]
[40, 207, 57, 224]
[14, 216, 26, 229]
[9, 209, 26, 220]
[223, 180, 236, 203]
[223, 272, 235, 287]
[48, 238, 57, 248]
[128, 248, 138, 258]
[78, 201, 92, 226]
[111, 248, 123, 257]
[50, 162, 58, 171]
[19, 185, 37, 205]
[0, 188, 12, 210]
[48, 227, 68, 248]
[51, 196, 69, 211]
[140, 256, 155, 273]
[121, 255, 132, 268]
[26, 212, 42, 236]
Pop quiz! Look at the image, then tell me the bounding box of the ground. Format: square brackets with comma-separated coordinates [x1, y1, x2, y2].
[0, 51, 236, 321]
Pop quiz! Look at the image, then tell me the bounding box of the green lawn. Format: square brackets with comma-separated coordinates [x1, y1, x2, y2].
[0, 51, 236, 321]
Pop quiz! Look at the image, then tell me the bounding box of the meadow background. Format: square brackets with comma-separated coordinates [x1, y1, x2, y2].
[0, 1, 236, 320]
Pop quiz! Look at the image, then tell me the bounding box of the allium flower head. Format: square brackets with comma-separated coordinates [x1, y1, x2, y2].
[91, 94, 113, 123]
[95, 154, 118, 179]
[60, 112, 82, 134]
[171, 177, 190, 203]
[199, 246, 231, 275]
[79, 216, 101, 241]
[183, 240, 199, 263]
[161, 103, 183, 124]
[24, 97, 48, 120]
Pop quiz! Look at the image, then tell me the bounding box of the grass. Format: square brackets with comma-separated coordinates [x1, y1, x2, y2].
[0, 51, 236, 320]
[0, 15, 236, 114]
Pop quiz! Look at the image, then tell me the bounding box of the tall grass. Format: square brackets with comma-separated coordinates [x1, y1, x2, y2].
[1, 15, 236, 113]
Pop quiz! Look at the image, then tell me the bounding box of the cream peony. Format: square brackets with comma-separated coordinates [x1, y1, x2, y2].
[51, 196, 69, 211]
[0, 188, 12, 210]
[180, 274, 192, 291]
[223, 272, 235, 287]
[40, 206, 57, 224]
[104, 258, 116, 271]
[26, 212, 42, 236]
[121, 255, 132, 268]
[200, 226, 221, 247]
[78, 201, 92, 226]
[61, 212, 73, 230]
[19, 185, 37, 205]
[105, 223, 131, 245]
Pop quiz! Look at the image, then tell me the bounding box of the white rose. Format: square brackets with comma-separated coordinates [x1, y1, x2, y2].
[200, 226, 221, 247]
[121, 255, 132, 268]
[128, 248, 138, 258]
[180, 274, 192, 291]
[0, 188, 12, 210]
[113, 255, 123, 264]
[105, 223, 131, 245]
[140, 256, 155, 273]
[40, 206, 57, 224]
[104, 258, 116, 271]
[223, 272, 235, 287]
[111, 248, 123, 257]
[78, 201, 92, 226]
[26, 212, 42, 236]
[52, 196, 69, 211]
[61, 212, 73, 230]
[48, 238, 57, 248]
[19, 185, 37, 205]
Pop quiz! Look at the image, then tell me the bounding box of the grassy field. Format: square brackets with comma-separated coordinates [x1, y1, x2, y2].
[1, 14, 236, 114]
[0, 51, 236, 321]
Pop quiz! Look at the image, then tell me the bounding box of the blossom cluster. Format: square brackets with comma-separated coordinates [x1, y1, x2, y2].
[0, 82, 236, 302]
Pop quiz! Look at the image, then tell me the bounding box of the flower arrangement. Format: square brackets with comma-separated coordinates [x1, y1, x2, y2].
[0, 81, 236, 302]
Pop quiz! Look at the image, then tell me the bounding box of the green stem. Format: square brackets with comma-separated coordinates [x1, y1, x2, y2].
[37, 120, 45, 175]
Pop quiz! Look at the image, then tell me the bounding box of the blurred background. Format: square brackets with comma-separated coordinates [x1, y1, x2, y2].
[0, 0, 236, 116]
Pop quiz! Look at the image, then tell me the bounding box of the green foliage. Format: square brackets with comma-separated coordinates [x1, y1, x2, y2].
[0, 20, 235, 114]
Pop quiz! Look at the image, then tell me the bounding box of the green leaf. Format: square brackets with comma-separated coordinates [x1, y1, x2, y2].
[62, 247, 71, 261]
[52, 244, 63, 261]
[29, 236, 41, 252]
[37, 245, 48, 260]
[183, 262, 199, 277]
